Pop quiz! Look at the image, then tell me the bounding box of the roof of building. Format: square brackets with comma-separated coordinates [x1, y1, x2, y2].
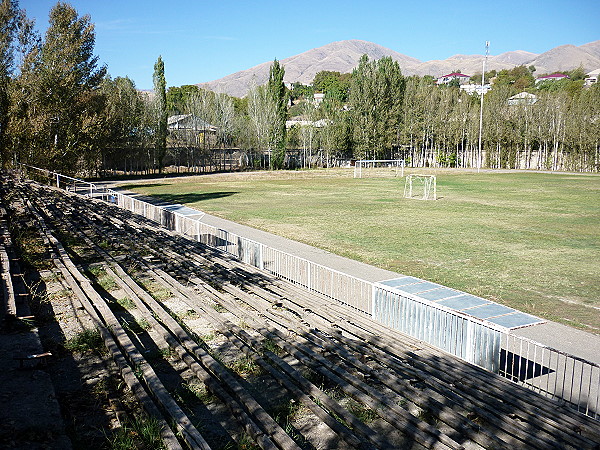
[440, 72, 470, 78]
[167, 114, 216, 130]
[536, 73, 569, 80]
[376, 276, 545, 331]
[509, 92, 537, 99]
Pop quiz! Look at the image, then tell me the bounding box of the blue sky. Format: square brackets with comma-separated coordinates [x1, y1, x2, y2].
[23, 0, 600, 91]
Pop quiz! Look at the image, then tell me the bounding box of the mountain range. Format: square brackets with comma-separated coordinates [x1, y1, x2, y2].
[197, 39, 600, 98]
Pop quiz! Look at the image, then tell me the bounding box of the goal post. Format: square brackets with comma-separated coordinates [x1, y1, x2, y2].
[354, 159, 405, 178]
[403, 174, 437, 200]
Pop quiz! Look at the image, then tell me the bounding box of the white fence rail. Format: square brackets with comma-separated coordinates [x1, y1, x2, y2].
[501, 333, 599, 419]
[20, 164, 599, 421]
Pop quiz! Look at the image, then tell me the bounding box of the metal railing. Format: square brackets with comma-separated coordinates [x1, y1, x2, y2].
[501, 332, 599, 419]
[20, 164, 599, 421]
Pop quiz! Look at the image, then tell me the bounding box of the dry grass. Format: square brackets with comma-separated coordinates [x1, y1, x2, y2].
[123, 168, 600, 332]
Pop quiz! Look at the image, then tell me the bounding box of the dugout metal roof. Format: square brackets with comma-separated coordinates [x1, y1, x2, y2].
[162, 204, 206, 218]
[377, 276, 544, 330]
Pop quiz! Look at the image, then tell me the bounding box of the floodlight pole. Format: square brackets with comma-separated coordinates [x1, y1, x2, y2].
[478, 41, 489, 173]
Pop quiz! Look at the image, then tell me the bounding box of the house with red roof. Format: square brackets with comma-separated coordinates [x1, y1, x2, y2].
[535, 73, 570, 83]
[436, 72, 471, 85]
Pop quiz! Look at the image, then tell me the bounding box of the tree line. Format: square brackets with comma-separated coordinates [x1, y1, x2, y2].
[1, 0, 598, 176]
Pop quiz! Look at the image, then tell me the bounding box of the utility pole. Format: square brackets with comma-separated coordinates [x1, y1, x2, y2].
[478, 41, 489, 173]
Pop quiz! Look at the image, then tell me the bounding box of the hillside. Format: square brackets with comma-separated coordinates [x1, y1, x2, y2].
[197, 39, 600, 97]
[198, 40, 420, 98]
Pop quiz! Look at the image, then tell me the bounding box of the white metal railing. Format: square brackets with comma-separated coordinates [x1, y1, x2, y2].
[20, 164, 599, 421]
[502, 332, 599, 420]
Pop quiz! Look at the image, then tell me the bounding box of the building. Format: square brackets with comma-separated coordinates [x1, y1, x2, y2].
[167, 114, 218, 146]
[167, 114, 217, 132]
[508, 92, 538, 106]
[535, 73, 569, 83]
[436, 72, 471, 85]
[285, 118, 329, 129]
[584, 69, 600, 87]
[460, 84, 491, 95]
[313, 93, 325, 104]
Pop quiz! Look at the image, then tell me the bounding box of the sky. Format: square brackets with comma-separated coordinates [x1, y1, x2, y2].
[23, 0, 600, 91]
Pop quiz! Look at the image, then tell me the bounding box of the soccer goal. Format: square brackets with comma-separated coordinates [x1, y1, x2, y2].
[403, 174, 437, 200]
[354, 159, 405, 178]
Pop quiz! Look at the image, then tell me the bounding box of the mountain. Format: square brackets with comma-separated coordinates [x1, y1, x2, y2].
[197, 39, 600, 97]
[491, 50, 538, 65]
[198, 40, 420, 98]
[579, 40, 600, 58]
[526, 43, 600, 74]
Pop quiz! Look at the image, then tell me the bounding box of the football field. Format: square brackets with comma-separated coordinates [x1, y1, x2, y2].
[123, 168, 600, 333]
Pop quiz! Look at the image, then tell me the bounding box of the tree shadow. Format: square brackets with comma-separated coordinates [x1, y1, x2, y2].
[119, 183, 170, 190]
[151, 191, 238, 204]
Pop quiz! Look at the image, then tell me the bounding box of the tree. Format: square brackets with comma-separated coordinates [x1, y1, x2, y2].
[320, 97, 351, 166]
[4, 20, 40, 168]
[2, 0, 40, 166]
[247, 82, 276, 164]
[153, 55, 167, 172]
[493, 65, 535, 94]
[11, 2, 106, 173]
[0, 0, 21, 166]
[166, 84, 200, 115]
[267, 59, 286, 169]
[185, 87, 215, 169]
[289, 82, 313, 101]
[349, 55, 405, 159]
[214, 93, 235, 148]
[99, 75, 144, 173]
[312, 70, 351, 102]
[470, 70, 496, 85]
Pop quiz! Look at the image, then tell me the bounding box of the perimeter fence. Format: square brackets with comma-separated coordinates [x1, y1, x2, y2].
[19, 164, 599, 421]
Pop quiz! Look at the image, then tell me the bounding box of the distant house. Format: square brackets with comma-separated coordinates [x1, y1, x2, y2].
[535, 73, 570, 83]
[167, 114, 217, 132]
[285, 118, 329, 129]
[168, 114, 218, 146]
[460, 84, 491, 95]
[436, 72, 471, 85]
[313, 93, 325, 104]
[584, 69, 600, 87]
[508, 92, 537, 106]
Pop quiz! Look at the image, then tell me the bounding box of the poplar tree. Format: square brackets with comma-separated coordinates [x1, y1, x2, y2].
[247, 83, 276, 164]
[153, 55, 167, 172]
[267, 59, 286, 169]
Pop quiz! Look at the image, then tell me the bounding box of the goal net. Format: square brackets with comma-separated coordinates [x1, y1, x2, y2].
[354, 159, 404, 178]
[403, 174, 437, 200]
